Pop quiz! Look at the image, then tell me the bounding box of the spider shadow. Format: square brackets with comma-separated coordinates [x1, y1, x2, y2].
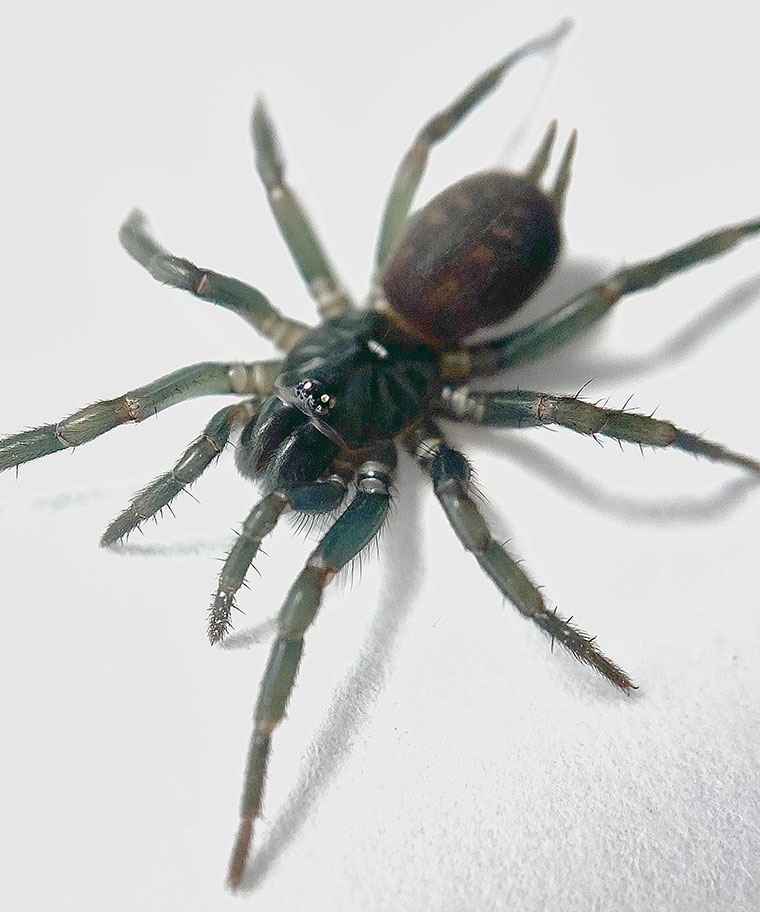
[237, 455, 426, 890]
[574, 272, 760, 386]
[101, 250, 758, 885]
[456, 425, 760, 527]
[485, 257, 760, 394]
[458, 255, 760, 528]
[221, 252, 759, 889]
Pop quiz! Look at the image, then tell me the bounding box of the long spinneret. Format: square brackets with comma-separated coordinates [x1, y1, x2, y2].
[1, 18, 759, 896]
[373, 17, 573, 268]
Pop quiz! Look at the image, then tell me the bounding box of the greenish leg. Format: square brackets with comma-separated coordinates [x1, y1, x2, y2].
[373, 18, 572, 269]
[208, 473, 350, 644]
[251, 99, 353, 319]
[437, 386, 760, 473]
[0, 359, 280, 473]
[100, 398, 265, 546]
[120, 210, 309, 351]
[227, 447, 396, 890]
[406, 419, 634, 692]
[444, 217, 760, 378]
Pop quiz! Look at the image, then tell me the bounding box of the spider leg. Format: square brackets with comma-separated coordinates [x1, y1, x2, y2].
[437, 386, 760, 473]
[251, 99, 353, 319]
[406, 418, 634, 691]
[100, 397, 265, 546]
[442, 217, 760, 378]
[373, 18, 572, 269]
[0, 359, 280, 473]
[208, 471, 351, 644]
[227, 445, 396, 890]
[120, 210, 309, 352]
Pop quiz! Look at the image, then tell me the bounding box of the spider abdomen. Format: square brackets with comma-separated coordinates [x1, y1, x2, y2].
[381, 171, 561, 344]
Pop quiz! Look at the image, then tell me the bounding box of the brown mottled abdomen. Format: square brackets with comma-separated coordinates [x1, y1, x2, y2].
[380, 171, 561, 344]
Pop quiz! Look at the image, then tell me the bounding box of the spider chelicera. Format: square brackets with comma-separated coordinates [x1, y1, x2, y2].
[1, 19, 758, 890]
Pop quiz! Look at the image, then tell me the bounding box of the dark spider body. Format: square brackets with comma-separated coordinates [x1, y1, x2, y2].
[382, 171, 562, 342]
[241, 171, 558, 491]
[2, 19, 759, 892]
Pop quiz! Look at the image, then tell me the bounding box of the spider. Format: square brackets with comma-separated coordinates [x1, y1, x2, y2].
[1, 18, 758, 891]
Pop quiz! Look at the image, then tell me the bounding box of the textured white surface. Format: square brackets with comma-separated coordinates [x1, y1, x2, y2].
[1, 2, 759, 910]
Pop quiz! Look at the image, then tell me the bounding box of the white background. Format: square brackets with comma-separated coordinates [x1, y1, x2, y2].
[1, 2, 759, 910]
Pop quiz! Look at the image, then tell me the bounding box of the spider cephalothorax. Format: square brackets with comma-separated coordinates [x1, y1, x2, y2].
[1, 18, 758, 892]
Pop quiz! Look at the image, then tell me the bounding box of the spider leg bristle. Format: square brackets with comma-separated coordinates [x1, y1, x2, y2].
[574, 379, 594, 399]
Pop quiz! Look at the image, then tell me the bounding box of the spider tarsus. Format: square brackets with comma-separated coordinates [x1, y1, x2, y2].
[227, 817, 254, 892]
[100, 506, 144, 547]
[208, 591, 236, 643]
[537, 608, 634, 693]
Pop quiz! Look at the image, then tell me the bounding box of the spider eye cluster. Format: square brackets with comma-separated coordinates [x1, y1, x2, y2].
[294, 379, 336, 418]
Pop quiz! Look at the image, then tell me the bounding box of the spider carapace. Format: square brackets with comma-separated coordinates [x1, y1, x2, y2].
[251, 170, 559, 472]
[1, 19, 758, 891]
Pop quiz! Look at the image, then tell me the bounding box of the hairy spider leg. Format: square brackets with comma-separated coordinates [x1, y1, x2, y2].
[208, 472, 351, 643]
[251, 99, 354, 320]
[406, 419, 634, 692]
[120, 210, 309, 352]
[437, 387, 760, 474]
[100, 398, 266, 546]
[443, 217, 760, 378]
[373, 17, 572, 270]
[0, 360, 279, 473]
[227, 447, 396, 890]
